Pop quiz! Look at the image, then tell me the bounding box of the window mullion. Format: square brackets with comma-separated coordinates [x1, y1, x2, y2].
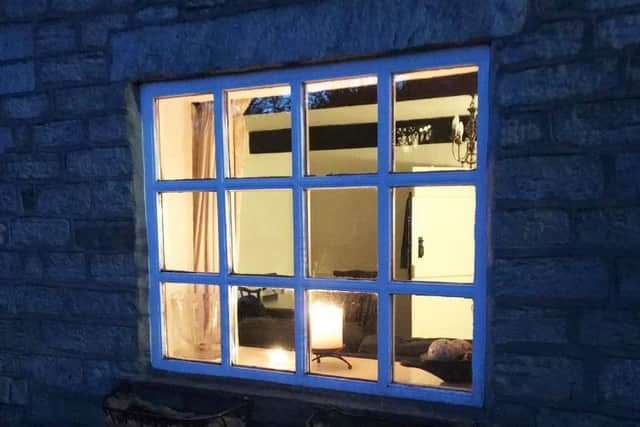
[377, 71, 392, 387]
[213, 86, 232, 369]
[291, 79, 307, 379]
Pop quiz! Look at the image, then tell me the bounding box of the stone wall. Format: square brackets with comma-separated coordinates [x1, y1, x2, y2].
[0, 0, 639, 425]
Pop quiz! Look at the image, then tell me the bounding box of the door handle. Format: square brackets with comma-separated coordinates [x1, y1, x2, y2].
[418, 237, 424, 258]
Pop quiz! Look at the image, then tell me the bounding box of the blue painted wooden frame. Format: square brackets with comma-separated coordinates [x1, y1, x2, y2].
[141, 46, 489, 407]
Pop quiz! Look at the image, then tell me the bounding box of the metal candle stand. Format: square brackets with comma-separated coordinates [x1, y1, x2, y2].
[311, 346, 352, 369]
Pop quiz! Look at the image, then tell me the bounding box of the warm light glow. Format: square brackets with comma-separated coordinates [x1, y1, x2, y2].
[268, 348, 290, 369]
[394, 65, 479, 82]
[310, 303, 343, 350]
[306, 76, 377, 93]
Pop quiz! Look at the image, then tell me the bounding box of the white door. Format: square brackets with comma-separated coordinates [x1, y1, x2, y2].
[411, 185, 475, 283]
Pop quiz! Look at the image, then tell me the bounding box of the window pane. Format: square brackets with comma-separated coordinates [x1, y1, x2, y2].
[393, 66, 478, 172]
[307, 188, 377, 279]
[306, 76, 378, 176]
[160, 192, 219, 273]
[393, 186, 475, 283]
[227, 86, 292, 178]
[230, 189, 293, 276]
[307, 290, 377, 381]
[231, 286, 295, 372]
[163, 283, 221, 363]
[156, 94, 215, 180]
[393, 295, 472, 391]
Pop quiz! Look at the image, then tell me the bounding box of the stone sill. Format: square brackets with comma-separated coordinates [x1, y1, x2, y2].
[121, 370, 483, 426]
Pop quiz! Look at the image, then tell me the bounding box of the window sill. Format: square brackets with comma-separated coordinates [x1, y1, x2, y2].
[123, 370, 483, 426]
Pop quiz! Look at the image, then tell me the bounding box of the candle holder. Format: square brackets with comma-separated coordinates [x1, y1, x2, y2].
[311, 346, 352, 369]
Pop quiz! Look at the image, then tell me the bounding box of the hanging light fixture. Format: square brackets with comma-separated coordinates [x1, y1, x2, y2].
[451, 94, 478, 168]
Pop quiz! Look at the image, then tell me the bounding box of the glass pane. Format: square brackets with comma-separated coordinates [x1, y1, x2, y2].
[229, 189, 293, 276]
[231, 286, 295, 372]
[156, 94, 215, 180]
[306, 76, 378, 175]
[393, 66, 478, 172]
[307, 188, 377, 279]
[307, 290, 378, 381]
[227, 85, 292, 178]
[393, 295, 473, 391]
[162, 283, 221, 363]
[160, 192, 219, 273]
[393, 186, 475, 283]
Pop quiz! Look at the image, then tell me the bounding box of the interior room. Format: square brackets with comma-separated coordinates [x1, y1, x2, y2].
[158, 65, 477, 390]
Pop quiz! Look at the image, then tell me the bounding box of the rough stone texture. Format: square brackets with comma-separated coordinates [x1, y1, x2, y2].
[599, 359, 640, 410]
[494, 156, 603, 201]
[494, 258, 609, 300]
[494, 355, 584, 402]
[0, 1, 639, 426]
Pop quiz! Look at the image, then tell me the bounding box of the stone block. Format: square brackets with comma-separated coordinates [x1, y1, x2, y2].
[35, 184, 91, 216]
[0, 404, 24, 426]
[0, 377, 10, 404]
[1, 94, 49, 120]
[35, 22, 76, 54]
[82, 360, 114, 396]
[10, 219, 70, 248]
[10, 379, 28, 405]
[0, 184, 19, 214]
[498, 20, 583, 65]
[613, 153, 640, 199]
[33, 120, 86, 150]
[50, 0, 102, 12]
[576, 208, 640, 249]
[5, 154, 61, 180]
[89, 253, 135, 278]
[1, 0, 47, 19]
[600, 358, 640, 410]
[553, 98, 640, 146]
[494, 257, 609, 300]
[596, 12, 640, 49]
[494, 307, 568, 344]
[498, 58, 619, 107]
[494, 209, 570, 249]
[0, 127, 11, 153]
[588, 0, 640, 8]
[23, 254, 43, 279]
[580, 310, 640, 354]
[135, 5, 178, 23]
[81, 14, 129, 48]
[0, 285, 15, 315]
[38, 53, 107, 85]
[0, 223, 7, 246]
[0, 62, 34, 95]
[66, 147, 132, 178]
[74, 221, 135, 250]
[495, 156, 603, 201]
[43, 252, 87, 281]
[499, 112, 547, 149]
[54, 84, 126, 115]
[88, 114, 128, 143]
[41, 321, 137, 358]
[91, 181, 133, 218]
[494, 355, 583, 402]
[618, 258, 640, 302]
[536, 409, 638, 427]
[0, 25, 33, 60]
[23, 355, 82, 391]
[110, 0, 526, 80]
[16, 286, 66, 315]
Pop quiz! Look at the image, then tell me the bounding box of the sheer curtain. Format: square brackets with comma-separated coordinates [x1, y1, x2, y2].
[229, 99, 252, 271]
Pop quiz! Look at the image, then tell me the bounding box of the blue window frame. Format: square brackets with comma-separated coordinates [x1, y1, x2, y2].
[141, 46, 489, 406]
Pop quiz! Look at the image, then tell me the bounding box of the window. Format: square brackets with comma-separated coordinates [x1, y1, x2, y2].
[142, 47, 488, 406]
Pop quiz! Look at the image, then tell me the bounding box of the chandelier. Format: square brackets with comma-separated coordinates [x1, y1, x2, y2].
[451, 94, 478, 169]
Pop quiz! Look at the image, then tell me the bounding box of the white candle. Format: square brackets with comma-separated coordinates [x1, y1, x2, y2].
[310, 303, 343, 350]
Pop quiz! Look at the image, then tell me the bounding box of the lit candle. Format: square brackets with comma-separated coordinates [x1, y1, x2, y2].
[310, 303, 343, 350]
